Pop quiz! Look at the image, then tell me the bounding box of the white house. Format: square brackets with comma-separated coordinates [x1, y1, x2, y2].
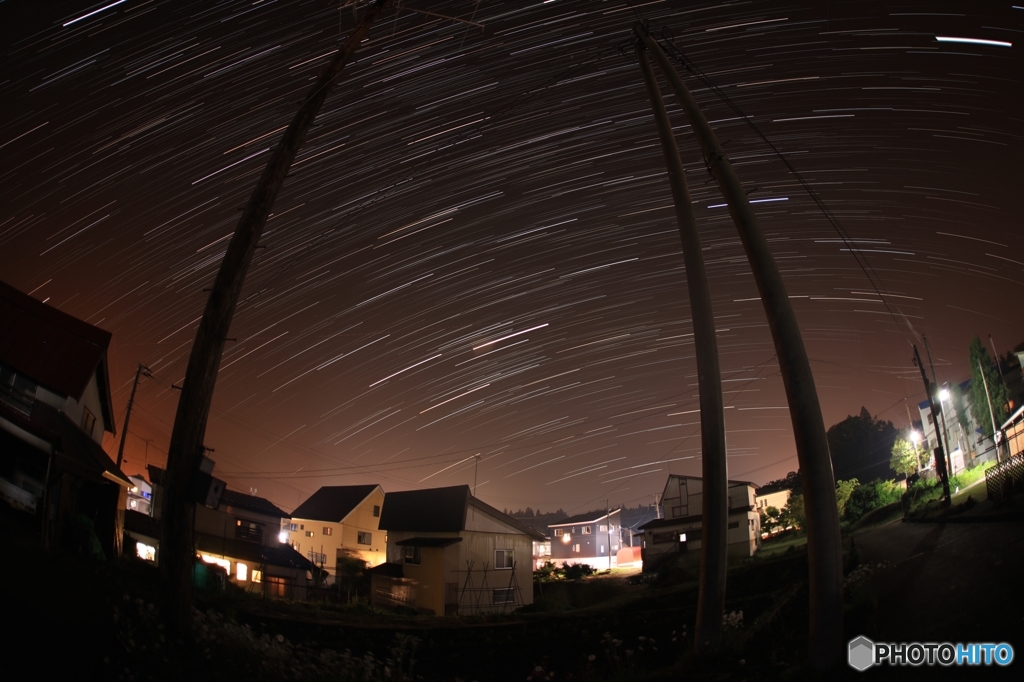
[369, 485, 545, 615]
[638, 474, 760, 570]
[547, 509, 622, 570]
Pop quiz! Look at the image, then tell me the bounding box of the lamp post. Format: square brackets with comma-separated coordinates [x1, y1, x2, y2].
[909, 429, 923, 473]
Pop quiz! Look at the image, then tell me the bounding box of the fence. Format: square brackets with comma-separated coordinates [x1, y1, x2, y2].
[985, 452, 1024, 500]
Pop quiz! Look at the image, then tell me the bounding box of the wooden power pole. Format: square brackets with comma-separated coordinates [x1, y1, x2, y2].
[635, 35, 729, 657]
[160, 0, 387, 635]
[116, 363, 151, 468]
[636, 26, 843, 669]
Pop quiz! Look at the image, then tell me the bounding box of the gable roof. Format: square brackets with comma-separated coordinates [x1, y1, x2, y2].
[0, 280, 115, 431]
[379, 485, 545, 540]
[549, 508, 621, 528]
[290, 484, 380, 522]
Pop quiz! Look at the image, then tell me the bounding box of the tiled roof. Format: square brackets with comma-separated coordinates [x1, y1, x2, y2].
[0, 280, 115, 430]
[194, 534, 316, 571]
[220, 489, 288, 518]
[290, 484, 379, 522]
[549, 508, 620, 528]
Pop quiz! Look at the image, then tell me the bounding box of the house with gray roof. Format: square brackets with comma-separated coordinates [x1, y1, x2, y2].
[369, 485, 545, 615]
[280, 484, 385, 581]
[547, 508, 623, 569]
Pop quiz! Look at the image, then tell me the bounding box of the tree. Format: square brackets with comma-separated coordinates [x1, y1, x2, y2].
[834, 479, 859, 518]
[780, 494, 805, 530]
[889, 438, 919, 478]
[827, 407, 899, 482]
[969, 336, 1010, 439]
[760, 505, 781, 535]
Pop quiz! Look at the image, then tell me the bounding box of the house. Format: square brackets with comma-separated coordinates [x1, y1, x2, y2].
[281, 484, 386, 580]
[0, 280, 131, 558]
[369, 485, 545, 615]
[637, 474, 760, 571]
[547, 509, 623, 570]
[126, 475, 153, 516]
[130, 465, 317, 599]
[754, 486, 792, 515]
[917, 378, 998, 473]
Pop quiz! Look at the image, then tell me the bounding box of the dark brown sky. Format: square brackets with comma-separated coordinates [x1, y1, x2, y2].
[2, 0, 1021, 515]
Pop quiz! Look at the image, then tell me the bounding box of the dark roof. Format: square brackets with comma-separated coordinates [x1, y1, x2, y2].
[147, 466, 288, 518]
[379, 486, 470, 532]
[367, 562, 405, 578]
[0, 280, 115, 431]
[549, 508, 620, 528]
[290, 484, 379, 522]
[220, 489, 289, 518]
[379, 485, 546, 540]
[395, 536, 463, 548]
[124, 509, 160, 537]
[638, 515, 700, 531]
[194, 534, 316, 571]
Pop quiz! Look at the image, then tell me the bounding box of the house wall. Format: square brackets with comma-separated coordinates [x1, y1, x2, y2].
[194, 502, 281, 546]
[32, 372, 106, 444]
[284, 487, 386, 577]
[386, 524, 534, 614]
[548, 512, 622, 569]
[641, 510, 760, 570]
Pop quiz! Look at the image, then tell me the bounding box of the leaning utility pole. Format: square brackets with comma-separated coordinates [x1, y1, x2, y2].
[635, 35, 729, 656]
[913, 345, 951, 503]
[116, 363, 151, 468]
[922, 335, 954, 478]
[160, 0, 387, 635]
[978, 359, 1001, 461]
[636, 26, 843, 669]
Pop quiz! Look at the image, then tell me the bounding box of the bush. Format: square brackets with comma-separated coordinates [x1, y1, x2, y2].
[844, 479, 902, 522]
[562, 562, 596, 581]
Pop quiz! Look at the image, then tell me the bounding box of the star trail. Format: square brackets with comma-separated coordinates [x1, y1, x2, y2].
[1, 1, 1021, 515]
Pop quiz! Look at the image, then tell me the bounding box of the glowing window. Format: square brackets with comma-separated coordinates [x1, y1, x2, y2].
[136, 542, 156, 562]
[200, 554, 230, 571]
[581, 526, 592, 535]
[237, 563, 247, 581]
[252, 570, 262, 583]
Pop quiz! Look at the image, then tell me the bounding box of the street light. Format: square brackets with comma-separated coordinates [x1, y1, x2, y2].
[909, 429, 924, 472]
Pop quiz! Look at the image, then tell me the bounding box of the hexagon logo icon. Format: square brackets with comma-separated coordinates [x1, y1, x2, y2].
[848, 636, 875, 671]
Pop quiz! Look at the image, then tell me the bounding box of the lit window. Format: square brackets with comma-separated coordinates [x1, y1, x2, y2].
[252, 570, 262, 583]
[572, 544, 580, 552]
[582, 526, 591, 535]
[237, 563, 247, 581]
[305, 530, 314, 537]
[679, 533, 687, 542]
[494, 549, 514, 569]
[323, 527, 333, 536]
[358, 531, 372, 545]
[136, 542, 156, 562]
[599, 525, 607, 533]
[200, 554, 230, 571]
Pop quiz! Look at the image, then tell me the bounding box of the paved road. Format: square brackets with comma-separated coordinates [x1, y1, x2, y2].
[850, 516, 1024, 671]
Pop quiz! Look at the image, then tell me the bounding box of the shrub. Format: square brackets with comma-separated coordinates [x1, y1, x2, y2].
[844, 479, 902, 522]
[562, 562, 596, 581]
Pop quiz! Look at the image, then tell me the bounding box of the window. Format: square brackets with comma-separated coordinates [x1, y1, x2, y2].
[599, 524, 607, 533]
[308, 551, 326, 565]
[572, 544, 580, 552]
[136, 542, 156, 562]
[289, 523, 298, 531]
[305, 530, 314, 537]
[200, 554, 230, 571]
[323, 527, 333, 536]
[402, 545, 421, 565]
[494, 549, 514, 569]
[358, 531, 372, 545]
[235, 519, 264, 543]
[237, 563, 247, 581]
[373, 505, 381, 517]
[80, 408, 96, 437]
[252, 570, 262, 583]
[582, 526, 592, 535]
[493, 588, 515, 605]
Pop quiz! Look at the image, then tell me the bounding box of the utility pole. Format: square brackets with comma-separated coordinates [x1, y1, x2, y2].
[923, 335, 954, 477]
[116, 363, 151, 468]
[979, 359, 1001, 461]
[159, 0, 387, 637]
[635, 32, 728, 657]
[637, 27, 842, 669]
[913, 345, 951, 503]
[989, 334, 1005, 384]
[903, 399, 921, 474]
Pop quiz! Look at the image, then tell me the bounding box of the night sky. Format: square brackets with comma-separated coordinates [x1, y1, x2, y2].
[2, 0, 1021, 516]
